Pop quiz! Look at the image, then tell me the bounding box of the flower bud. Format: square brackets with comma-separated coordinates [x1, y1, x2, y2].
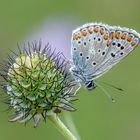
[0, 41, 80, 127]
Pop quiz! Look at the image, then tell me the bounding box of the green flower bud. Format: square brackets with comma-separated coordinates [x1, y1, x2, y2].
[0, 41, 80, 127]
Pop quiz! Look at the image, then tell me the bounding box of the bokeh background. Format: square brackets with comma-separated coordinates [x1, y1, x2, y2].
[0, 0, 140, 140]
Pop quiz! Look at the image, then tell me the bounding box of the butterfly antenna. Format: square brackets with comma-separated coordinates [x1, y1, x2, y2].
[95, 81, 115, 103]
[98, 81, 124, 92]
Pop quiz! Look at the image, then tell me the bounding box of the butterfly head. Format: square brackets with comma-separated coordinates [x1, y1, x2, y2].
[85, 80, 96, 90]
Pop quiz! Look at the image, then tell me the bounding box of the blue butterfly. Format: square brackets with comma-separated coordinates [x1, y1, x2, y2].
[71, 23, 140, 91]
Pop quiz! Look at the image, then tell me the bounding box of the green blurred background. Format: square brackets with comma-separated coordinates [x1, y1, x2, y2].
[0, 0, 140, 140]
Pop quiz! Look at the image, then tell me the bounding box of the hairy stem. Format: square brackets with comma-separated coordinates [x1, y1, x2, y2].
[47, 114, 77, 140]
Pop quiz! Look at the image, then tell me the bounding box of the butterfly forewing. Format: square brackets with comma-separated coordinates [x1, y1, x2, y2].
[71, 23, 140, 81]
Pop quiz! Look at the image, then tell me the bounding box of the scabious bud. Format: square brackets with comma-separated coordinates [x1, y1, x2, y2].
[0, 41, 80, 127]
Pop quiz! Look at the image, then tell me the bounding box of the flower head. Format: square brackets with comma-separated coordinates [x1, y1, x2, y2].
[0, 41, 80, 127]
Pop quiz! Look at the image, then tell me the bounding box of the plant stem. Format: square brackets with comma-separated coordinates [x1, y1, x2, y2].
[47, 114, 77, 140]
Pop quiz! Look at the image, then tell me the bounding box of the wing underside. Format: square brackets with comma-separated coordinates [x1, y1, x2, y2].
[71, 23, 140, 80]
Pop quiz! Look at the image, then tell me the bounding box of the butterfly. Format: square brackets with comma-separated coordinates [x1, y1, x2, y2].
[70, 23, 140, 91]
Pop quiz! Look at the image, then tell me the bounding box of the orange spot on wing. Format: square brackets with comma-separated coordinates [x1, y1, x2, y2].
[88, 28, 94, 34]
[73, 35, 81, 40]
[110, 32, 115, 39]
[81, 30, 87, 36]
[121, 33, 127, 40]
[107, 40, 111, 46]
[94, 27, 100, 32]
[131, 41, 137, 46]
[98, 46, 102, 49]
[100, 29, 105, 35]
[104, 34, 109, 40]
[116, 32, 121, 39]
[127, 35, 133, 42]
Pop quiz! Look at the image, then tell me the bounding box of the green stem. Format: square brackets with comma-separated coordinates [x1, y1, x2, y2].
[47, 114, 77, 140]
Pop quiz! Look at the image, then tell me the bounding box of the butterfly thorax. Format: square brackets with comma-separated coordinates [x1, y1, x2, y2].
[71, 67, 96, 90]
